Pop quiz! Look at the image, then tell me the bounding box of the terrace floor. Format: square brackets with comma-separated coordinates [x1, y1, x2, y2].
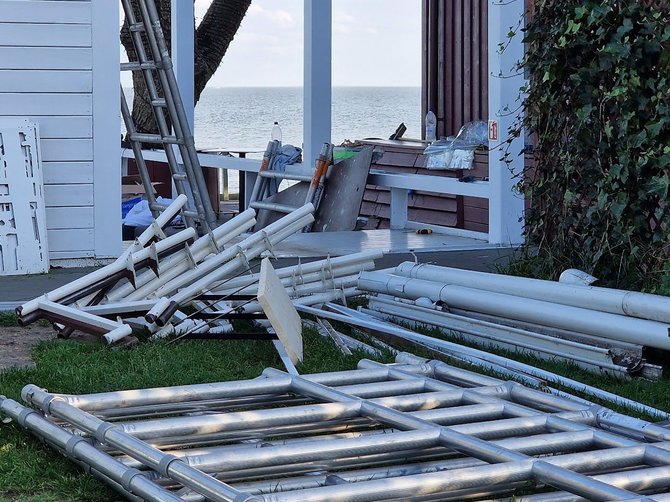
[0, 228, 515, 309]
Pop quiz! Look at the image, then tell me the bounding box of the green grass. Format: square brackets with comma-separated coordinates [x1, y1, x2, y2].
[0, 329, 391, 501]
[0, 312, 19, 327]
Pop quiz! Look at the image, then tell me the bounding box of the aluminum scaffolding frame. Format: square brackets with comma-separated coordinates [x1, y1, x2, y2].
[120, 0, 217, 232]
[4, 354, 670, 501]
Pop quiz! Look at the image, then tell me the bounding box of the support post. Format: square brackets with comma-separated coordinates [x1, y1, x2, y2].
[303, 0, 332, 169]
[390, 188, 409, 230]
[171, 0, 195, 132]
[171, 0, 196, 201]
[487, 0, 525, 245]
[92, 0, 121, 258]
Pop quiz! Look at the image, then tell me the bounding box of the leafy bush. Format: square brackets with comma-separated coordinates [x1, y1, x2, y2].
[520, 0, 670, 290]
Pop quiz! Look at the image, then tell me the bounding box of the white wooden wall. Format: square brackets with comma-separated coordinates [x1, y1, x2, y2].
[0, 0, 120, 263]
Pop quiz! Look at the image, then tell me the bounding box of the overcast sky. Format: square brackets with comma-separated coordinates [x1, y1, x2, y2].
[191, 0, 422, 87]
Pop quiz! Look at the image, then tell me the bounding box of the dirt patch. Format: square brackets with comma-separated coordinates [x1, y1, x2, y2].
[0, 324, 56, 370]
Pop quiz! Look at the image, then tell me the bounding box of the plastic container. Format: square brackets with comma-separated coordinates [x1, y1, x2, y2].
[425, 111, 437, 143]
[271, 121, 282, 142]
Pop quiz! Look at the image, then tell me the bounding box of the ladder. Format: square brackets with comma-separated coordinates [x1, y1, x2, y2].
[120, 0, 217, 233]
[249, 142, 333, 231]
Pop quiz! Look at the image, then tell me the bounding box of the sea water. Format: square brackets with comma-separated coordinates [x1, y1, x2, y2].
[124, 86, 421, 194]
[193, 86, 421, 194]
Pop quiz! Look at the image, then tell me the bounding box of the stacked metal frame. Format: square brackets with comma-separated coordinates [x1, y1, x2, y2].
[357, 265, 669, 380]
[14, 200, 312, 342]
[4, 354, 670, 501]
[15, 197, 379, 345]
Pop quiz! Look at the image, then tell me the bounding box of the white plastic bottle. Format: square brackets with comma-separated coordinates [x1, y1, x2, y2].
[425, 110, 437, 143]
[271, 121, 282, 142]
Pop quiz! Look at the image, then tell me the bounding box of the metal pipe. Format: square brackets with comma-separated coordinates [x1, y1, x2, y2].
[359, 271, 670, 350]
[18, 196, 189, 316]
[145, 215, 314, 325]
[210, 250, 383, 293]
[140, 0, 217, 230]
[21, 386, 254, 502]
[108, 386, 505, 442]
[229, 287, 361, 316]
[40, 367, 414, 412]
[16, 355, 670, 502]
[107, 209, 256, 302]
[257, 370, 640, 502]
[395, 261, 670, 323]
[149, 204, 314, 303]
[0, 396, 184, 502]
[214, 263, 376, 296]
[366, 295, 633, 376]
[296, 304, 670, 419]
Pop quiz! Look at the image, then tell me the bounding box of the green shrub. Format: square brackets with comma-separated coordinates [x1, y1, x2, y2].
[519, 0, 670, 290]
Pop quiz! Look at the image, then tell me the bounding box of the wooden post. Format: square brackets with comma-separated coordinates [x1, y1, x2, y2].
[303, 0, 332, 169]
[487, 0, 525, 245]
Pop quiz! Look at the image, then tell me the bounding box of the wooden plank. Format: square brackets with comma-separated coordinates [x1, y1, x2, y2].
[42, 162, 94, 184]
[463, 220, 489, 233]
[0, 70, 92, 93]
[0, 47, 91, 70]
[0, 1, 92, 24]
[376, 151, 421, 168]
[45, 207, 94, 229]
[257, 258, 303, 364]
[481, 0, 489, 117]
[464, 205, 489, 224]
[47, 228, 94, 254]
[0, 94, 92, 116]
[44, 184, 93, 207]
[0, 23, 91, 47]
[463, 0, 472, 124]
[472, 0, 481, 120]
[409, 207, 459, 227]
[410, 193, 459, 212]
[31, 117, 92, 139]
[463, 196, 490, 209]
[41, 139, 93, 162]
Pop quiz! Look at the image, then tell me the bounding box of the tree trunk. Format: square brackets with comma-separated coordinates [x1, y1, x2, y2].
[120, 0, 251, 136]
[194, 0, 252, 104]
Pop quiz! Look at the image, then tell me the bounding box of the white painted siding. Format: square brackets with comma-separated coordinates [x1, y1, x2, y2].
[0, 0, 120, 262]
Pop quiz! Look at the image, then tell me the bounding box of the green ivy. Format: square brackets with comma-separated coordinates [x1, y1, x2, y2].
[518, 0, 670, 290]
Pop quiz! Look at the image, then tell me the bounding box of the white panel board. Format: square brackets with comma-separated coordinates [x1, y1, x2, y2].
[42, 162, 93, 184]
[41, 139, 93, 162]
[47, 228, 94, 253]
[0, 94, 92, 116]
[0, 1, 92, 24]
[0, 71, 92, 93]
[257, 258, 304, 364]
[26, 117, 92, 139]
[0, 120, 49, 275]
[45, 207, 94, 230]
[0, 23, 91, 47]
[0, 47, 92, 70]
[44, 184, 93, 207]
